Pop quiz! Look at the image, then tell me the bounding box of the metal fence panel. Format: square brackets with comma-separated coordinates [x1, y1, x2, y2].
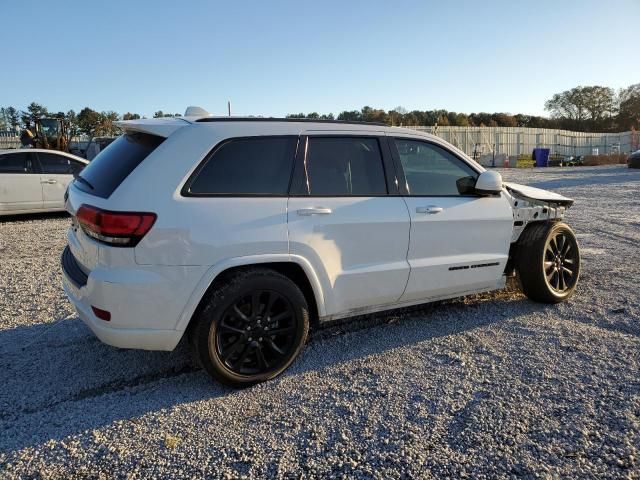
[0, 132, 98, 150]
[403, 126, 638, 157]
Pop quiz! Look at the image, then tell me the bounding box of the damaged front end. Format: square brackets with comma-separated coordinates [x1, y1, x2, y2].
[503, 182, 574, 277]
[504, 182, 574, 243]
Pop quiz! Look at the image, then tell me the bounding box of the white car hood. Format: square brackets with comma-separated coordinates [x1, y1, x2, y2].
[504, 182, 574, 207]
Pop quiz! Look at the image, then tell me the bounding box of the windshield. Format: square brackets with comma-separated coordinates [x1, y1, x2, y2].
[39, 119, 59, 137]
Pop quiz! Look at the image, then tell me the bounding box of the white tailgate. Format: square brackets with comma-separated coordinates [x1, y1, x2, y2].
[65, 184, 101, 272]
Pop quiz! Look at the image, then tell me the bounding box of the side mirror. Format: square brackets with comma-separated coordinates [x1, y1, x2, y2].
[475, 170, 503, 195]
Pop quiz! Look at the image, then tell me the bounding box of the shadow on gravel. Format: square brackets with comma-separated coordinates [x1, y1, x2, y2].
[0, 211, 69, 223]
[0, 293, 549, 454]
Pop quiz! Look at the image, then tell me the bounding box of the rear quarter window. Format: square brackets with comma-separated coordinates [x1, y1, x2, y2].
[74, 133, 164, 198]
[184, 136, 297, 195]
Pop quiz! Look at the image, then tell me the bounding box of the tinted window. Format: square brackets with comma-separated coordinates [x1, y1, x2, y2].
[305, 137, 387, 196]
[75, 133, 164, 198]
[70, 160, 86, 175]
[188, 137, 296, 195]
[38, 153, 77, 174]
[0, 152, 34, 173]
[394, 139, 478, 196]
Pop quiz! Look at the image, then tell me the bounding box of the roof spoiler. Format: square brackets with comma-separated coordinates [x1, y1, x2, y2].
[115, 117, 190, 138]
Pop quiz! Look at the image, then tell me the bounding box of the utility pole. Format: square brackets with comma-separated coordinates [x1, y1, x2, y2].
[228, 101, 231, 117]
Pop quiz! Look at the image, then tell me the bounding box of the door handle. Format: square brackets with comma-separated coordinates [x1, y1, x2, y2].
[416, 206, 443, 214]
[297, 207, 332, 216]
[41, 179, 57, 184]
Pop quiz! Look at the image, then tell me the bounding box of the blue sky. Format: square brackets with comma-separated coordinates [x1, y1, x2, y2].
[1, 0, 638, 118]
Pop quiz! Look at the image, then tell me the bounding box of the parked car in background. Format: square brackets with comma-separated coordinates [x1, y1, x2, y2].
[628, 150, 640, 169]
[547, 153, 563, 167]
[61, 111, 581, 387]
[0, 149, 88, 215]
[563, 155, 584, 167]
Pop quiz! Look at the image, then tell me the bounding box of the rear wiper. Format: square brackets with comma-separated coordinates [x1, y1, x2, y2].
[75, 175, 94, 190]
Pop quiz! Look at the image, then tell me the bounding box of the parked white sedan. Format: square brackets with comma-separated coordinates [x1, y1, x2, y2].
[0, 149, 88, 215]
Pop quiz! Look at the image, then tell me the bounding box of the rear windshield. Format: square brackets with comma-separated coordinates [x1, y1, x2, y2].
[74, 133, 164, 198]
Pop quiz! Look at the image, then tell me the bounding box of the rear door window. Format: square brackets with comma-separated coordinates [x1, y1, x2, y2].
[185, 136, 297, 195]
[74, 133, 164, 198]
[38, 153, 76, 174]
[304, 137, 387, 196]
[0, 152, 36, 173]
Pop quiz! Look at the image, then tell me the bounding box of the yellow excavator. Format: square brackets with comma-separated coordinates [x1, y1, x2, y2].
[20, 117, 69, 152]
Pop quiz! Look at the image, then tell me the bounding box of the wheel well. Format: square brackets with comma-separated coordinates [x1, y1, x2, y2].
[506, 220, 561, 275]
[186, 262, 320, 336]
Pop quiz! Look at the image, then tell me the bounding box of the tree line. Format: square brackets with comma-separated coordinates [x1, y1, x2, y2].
[1, 83, 638, 136]
[290, 83, 639, 132]
[0, 104, 182, 137]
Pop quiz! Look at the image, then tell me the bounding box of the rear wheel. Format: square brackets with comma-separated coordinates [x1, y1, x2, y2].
[191, 269, 309, 387]
[516, 222, 580, 303]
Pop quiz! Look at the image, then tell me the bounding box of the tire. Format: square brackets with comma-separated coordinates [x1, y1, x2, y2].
[516, 222, 580, 304]
[191, 268, 309, 387]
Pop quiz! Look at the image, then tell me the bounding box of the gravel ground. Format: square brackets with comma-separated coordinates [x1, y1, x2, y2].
[0, 165, 639, 479]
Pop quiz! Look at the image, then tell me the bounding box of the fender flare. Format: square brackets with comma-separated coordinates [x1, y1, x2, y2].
[173, 254, 326, 332]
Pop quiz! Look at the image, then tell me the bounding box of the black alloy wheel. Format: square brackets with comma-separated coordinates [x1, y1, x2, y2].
[215, 290, 298, 375]
[517, 221, 581, 303]
[543, 230, 579, 293]
[191, 269, 309, 387]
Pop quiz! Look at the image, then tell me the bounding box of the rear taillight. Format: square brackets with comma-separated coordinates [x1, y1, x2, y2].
[76, 204, 157, 247]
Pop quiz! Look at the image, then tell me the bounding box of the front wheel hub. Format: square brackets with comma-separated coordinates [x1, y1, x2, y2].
[543, 231, 579, 293]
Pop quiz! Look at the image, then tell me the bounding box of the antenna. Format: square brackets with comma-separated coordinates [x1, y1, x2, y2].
[228, 101, 231, 117]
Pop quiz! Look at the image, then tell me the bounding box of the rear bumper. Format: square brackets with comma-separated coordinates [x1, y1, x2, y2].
[66, 294, 183, 350]
[61, 246, 88, 288]
[60, 246, 203, 351]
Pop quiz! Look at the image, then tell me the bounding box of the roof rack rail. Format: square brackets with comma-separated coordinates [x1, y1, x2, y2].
[194, 117, 388, 127]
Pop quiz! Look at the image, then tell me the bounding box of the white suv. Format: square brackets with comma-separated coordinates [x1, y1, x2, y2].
[61, 110, 580, 386]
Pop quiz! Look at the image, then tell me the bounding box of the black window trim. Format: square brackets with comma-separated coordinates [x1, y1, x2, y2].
[29, 152, 41, 174]
[181, 135, 300, 198]
[32, 153, 44, 174]
[388, 136, 484, 198]
[289, 134, 400, 197]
